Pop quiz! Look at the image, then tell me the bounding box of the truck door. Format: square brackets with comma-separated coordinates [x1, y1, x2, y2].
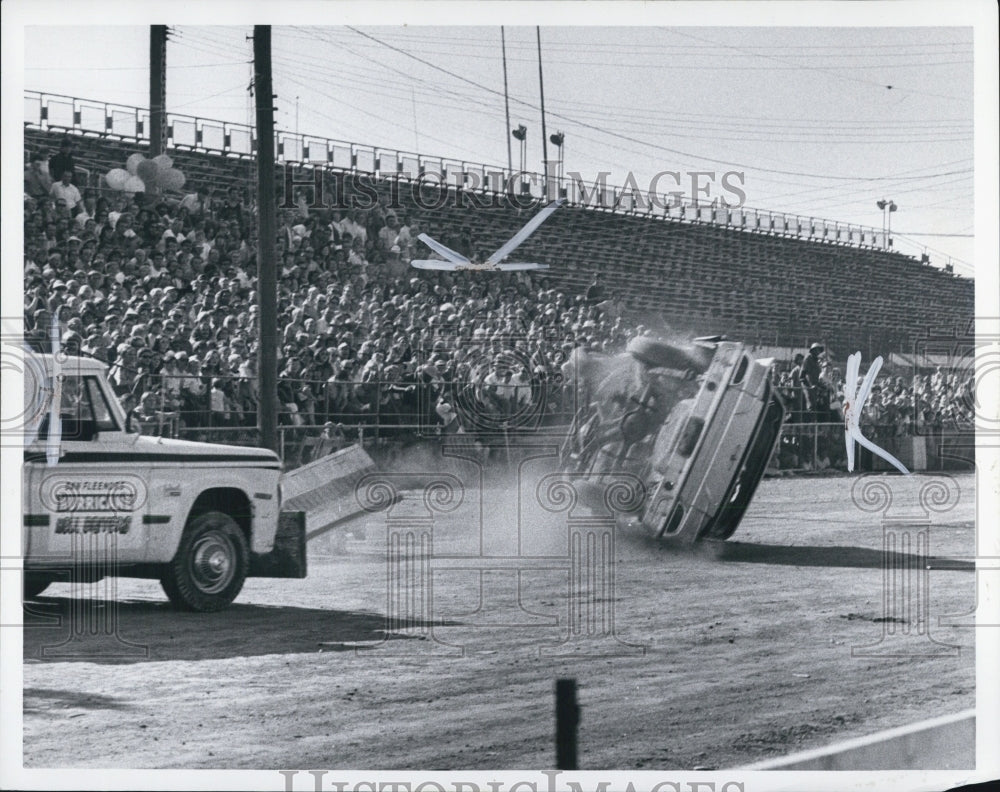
[26, 372, 150, 568]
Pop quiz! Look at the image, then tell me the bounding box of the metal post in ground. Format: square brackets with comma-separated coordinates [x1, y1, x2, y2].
[555, 678, 579, 770]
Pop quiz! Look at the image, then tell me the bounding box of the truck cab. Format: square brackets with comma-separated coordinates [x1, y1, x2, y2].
[21, 354, 304, 611]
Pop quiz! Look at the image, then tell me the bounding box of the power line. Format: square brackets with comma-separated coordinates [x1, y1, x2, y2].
[665, 28, 969, 102]
[341, 26, 972, 182]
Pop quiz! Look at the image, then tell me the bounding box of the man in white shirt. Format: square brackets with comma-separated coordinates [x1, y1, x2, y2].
[343, 209, 367, 246]
[49, 170, 82, 213]
[178, 187, 209, 216]
[378, 213, 400, 251]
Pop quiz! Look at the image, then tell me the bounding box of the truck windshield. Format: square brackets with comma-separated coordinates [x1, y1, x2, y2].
[36, 375, 119, 440]
[84, 376, 120, 432]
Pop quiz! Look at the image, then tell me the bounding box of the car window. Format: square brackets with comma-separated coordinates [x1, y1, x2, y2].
[59, 374, 87, 416]
[85, 376, 119, 432]
[36, 374, 117, 440]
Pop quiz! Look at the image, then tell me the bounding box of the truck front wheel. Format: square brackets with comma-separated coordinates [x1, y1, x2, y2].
[161, 511, 249, 612]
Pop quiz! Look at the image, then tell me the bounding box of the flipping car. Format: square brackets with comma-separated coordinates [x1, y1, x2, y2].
[560, 335, 785, 542]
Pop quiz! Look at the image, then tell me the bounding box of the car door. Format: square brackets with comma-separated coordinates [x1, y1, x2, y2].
[26, 372, 150, 568]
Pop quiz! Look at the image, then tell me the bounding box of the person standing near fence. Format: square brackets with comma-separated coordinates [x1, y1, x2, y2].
[789, 353, 806, 422]
[801, 343, 824, 420]
[48, 136, 76, 183]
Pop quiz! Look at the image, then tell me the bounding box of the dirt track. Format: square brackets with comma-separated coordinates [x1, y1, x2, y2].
[22, 473, 976, 770]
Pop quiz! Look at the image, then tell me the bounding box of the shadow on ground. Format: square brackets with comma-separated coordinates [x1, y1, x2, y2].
[23, 687, 133, 713]
[711, 541, 974, 570]
[23, 598, 458, 665]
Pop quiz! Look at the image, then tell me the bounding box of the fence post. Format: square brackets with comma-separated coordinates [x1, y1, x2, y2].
[812, 423, 818, 469]
[555, 678, 579, 770]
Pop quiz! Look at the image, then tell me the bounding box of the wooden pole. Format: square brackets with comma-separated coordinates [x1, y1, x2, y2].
[149, 26, 168, 158]
[502, 27, 513, 178]
[254, 26, 278, 454]
[537, 27, 549, 192]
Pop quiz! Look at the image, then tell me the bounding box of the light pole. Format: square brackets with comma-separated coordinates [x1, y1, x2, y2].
[877, 198, 897, 249]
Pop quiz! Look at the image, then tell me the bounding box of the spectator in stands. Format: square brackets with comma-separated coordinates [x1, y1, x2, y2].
[48, 137, 76, 183]
[216, 186, 247, 239]
[178, 186, 210, 217]
[134, 391, 162, 434]
[787, 353, 806, 421]
[25, 152, 53, 200]
[343, 209, 367, 246]
[311, 421, 347, 461]
[50, 170, 82, 214]
[585, 272, 607, 305]
[209, 378, 231, 427]
[378, 211, 401, 252]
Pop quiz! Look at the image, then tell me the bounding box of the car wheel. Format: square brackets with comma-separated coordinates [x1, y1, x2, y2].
[626, 336, 713, 372]
[23, 573, 51, 600]
[161, 511, 248, 612]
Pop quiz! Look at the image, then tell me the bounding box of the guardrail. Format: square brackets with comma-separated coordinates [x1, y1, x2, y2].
[162, 417, 973, 474]
[25, 89, 894, 253]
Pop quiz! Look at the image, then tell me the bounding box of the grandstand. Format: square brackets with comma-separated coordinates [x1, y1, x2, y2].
[24, 98, 973, 360]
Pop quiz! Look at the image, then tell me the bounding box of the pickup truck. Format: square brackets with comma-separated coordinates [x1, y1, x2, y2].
[21, 353, 306, 611]
[560, 336, 785, 542]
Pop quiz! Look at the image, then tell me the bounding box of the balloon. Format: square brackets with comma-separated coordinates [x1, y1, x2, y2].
[152, 153, 174, 171]
[105, 168, 130, 191]
[136, 158, 160, 184]
[126, 153, 146, 175]
[123, 175, 146, 193]
[159, 168, 186, 191]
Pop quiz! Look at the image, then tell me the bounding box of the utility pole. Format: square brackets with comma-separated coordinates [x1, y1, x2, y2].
[536, 27, 549, 194]
[149, 25, 168, 157]
[501, 26, 513, 177]
[254, 25, 278, 454]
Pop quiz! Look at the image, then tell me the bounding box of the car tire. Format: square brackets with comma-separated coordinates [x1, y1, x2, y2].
[23, 573, 51, 600]
[160, 511, 248, 612]
[626, 336, 713, 372]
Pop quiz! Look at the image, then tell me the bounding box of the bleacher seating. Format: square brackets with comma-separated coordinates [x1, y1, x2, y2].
[25, 127, 973, 357]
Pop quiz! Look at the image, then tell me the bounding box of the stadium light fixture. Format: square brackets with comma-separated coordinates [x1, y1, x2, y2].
[549, 132, 565, 198]
[876, 198, 898, 249]
[512, 125, 528, 191]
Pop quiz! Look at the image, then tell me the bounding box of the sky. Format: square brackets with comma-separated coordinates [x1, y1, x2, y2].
[20, 22, 978, 273]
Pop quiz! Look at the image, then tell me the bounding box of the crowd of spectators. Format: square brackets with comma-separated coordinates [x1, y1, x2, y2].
[23, 141, 636, 461]
[23, 139, 976, 468]
[775, 345, 974, 435]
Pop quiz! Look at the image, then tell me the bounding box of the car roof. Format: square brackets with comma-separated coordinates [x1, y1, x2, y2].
[33, 353, 109, 375]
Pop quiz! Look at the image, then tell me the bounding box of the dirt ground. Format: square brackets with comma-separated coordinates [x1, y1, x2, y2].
[22, 472, 976, 770]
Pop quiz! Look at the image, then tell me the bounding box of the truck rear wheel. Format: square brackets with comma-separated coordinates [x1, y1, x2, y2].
[161, 511, 248, 612]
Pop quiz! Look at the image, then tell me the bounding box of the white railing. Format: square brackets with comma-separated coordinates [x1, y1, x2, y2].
[25, 89, 894, 253]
